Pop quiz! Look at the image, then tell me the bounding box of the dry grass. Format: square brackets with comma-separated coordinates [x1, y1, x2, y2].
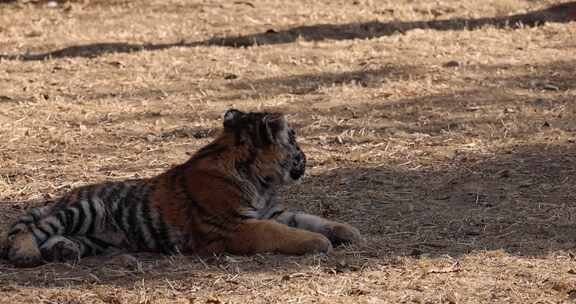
[1, 0, 576, 303]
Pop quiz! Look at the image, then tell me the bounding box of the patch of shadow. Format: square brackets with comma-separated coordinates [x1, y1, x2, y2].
[277, 60, 576, 139]
[0, 41, 202, 61]
[287, 143, 576, 257]
[207, 1, 576, 47]
[0, 2, 575, 60]
[225, 65, 424, 97]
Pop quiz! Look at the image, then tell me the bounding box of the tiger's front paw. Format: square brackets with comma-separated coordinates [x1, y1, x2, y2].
[300, 234, 333, 255]
[325, 223, 362, 247]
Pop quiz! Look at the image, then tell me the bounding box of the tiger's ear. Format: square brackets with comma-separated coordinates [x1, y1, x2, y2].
[262, 113, 288, 143]
[223, 109, 244, 129]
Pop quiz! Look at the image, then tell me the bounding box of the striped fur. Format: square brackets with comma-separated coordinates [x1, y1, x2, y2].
[5, 109, 361, 267]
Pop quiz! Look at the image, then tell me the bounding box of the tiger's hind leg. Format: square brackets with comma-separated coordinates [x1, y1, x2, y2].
[7, 202, 109, 267]
[6, 206, 55, 267]
[7, 232, 43, 268]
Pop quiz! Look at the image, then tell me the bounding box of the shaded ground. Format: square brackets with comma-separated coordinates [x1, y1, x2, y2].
[0, 0, 576, 303]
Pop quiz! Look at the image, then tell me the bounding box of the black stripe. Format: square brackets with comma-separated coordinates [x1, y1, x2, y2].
[55, 212, 67, 229]
[30, 226, 49, 246]
[29, 208, 43, 221]
[155, 209, 176, 254]
[86, 236, 112, 250]
[287, 213, 297, 227]
[140, 187, 168, 252]
[268, 210, 285, 219]
[114, 183, 135, 232]
[127, 185, 149, 250]
[46, 221, 60, 235]
[62, 209, 76, 234]
[68, 187, 92, 235]
[80, 238, 93, 257]
[30, 230, 43, 246]
[256, 122, 270, 147]
[35, 225, 51, 238]
[136, 184, 157, 250]
[86, 198, 98, 235]
[114, 197, 126, 231]
[80, 236, 108, 256]
[70, 206, 85, 235]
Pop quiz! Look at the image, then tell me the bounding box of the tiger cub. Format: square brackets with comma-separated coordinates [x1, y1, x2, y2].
[4, 109, 361, 267]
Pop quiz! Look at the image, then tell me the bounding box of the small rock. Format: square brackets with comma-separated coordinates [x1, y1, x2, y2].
[347, 288, 370, 296]
[223, 73, 238, 80]
[443, 60, 461, 68]
[25, 31, 42, 38]
[465, 106, 481, 112]
[0, 96, 14, 103]
[498, 169, 511, 178]
[107, 61, 125, 68]
[145, 134, 158, 142]
[532, 98, 547, 107]
[409, 248, 423, 258]
[543, 84, 560, 91]
[542, 121, 551, 128]
[46, 1, 58, 8]
[569, 290, 576, 300]
[233, 1, 255, 8]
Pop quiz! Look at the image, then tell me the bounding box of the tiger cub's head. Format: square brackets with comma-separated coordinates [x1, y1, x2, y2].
[221, 109, 306, 186]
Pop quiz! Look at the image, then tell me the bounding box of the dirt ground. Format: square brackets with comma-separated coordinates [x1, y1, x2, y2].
[0, 0, 576, 303]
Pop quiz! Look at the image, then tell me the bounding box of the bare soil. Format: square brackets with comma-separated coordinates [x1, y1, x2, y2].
[1, 0, 576, 303]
